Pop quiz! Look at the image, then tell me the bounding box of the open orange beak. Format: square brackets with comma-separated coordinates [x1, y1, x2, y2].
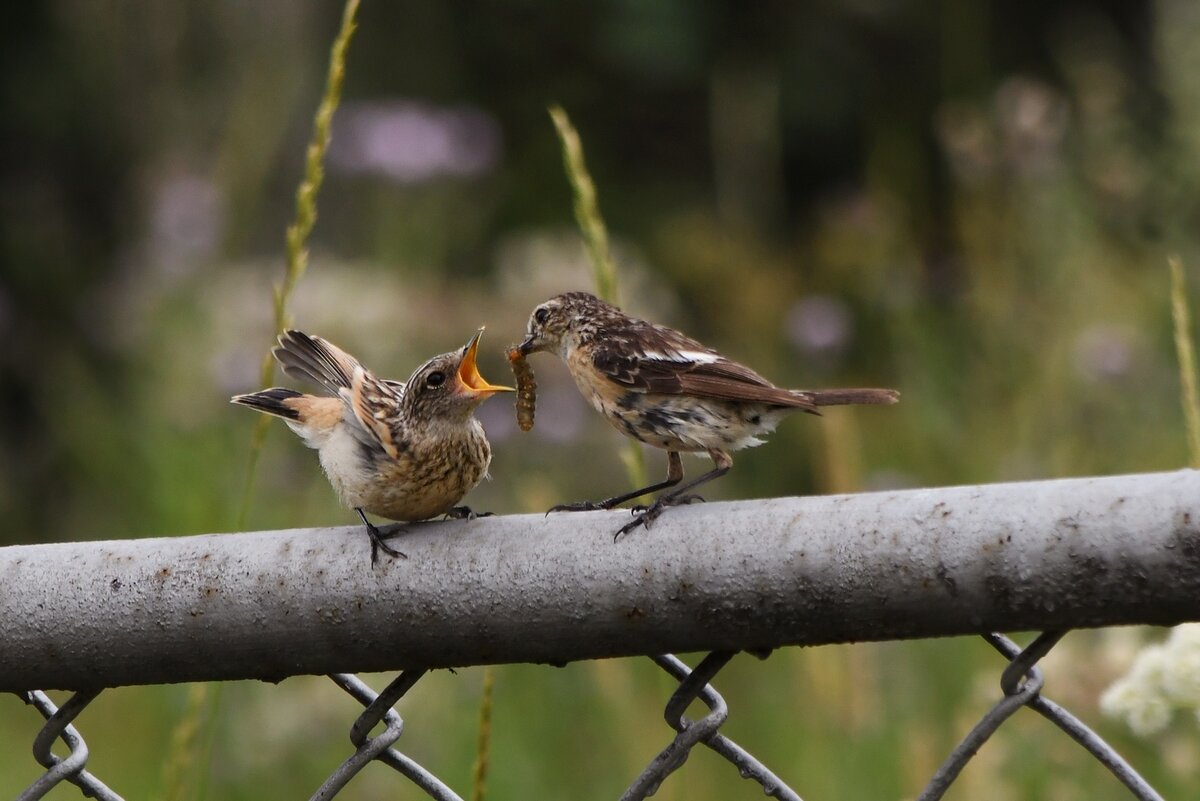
[457, 329, 514, 397]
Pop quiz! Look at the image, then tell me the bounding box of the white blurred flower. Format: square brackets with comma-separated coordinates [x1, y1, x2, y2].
[1162, 625, 1200, 707]
[936, 77, 1069, 183]
[994, 76, 1069, 176]
[1101, 625, 1200, 736]
[1125, 695, 1173, 738]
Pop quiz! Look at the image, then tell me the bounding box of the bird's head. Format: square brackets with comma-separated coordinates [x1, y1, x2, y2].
[405, 328, 513, 420]
[518, 291, 613, 358]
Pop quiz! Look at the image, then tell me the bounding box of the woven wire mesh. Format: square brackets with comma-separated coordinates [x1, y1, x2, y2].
[15, 689, 122, 801]
[10, 633, 1168, 800]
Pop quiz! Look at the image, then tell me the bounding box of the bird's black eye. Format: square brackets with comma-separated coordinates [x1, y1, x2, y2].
[425, 371, 446, 388]
[534, 307, 550, 326]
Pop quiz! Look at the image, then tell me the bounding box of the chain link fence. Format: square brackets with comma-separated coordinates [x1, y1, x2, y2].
[5, 470, 1199, 799]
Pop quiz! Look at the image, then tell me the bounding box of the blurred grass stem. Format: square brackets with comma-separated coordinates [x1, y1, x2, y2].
[549, 105, 619, 305]
[205, 4, 357, 800]
[1169, 255, 1200, 467]
[236, 0, 359, 528]
[471, 667, 496, 801]
[159, 682, 221, 801]
[548, 105, 646, 488]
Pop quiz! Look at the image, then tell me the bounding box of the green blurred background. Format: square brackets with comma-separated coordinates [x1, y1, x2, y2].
[2, 1, 1198, 798]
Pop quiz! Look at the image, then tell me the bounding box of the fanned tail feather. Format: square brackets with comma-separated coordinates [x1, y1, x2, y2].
[230, 387, 304, 420]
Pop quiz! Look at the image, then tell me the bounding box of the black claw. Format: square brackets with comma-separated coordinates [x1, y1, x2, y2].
[369, 530, 407, 564]
[613, 499, 673, 542]
[358, 509, 408, 564]
[613, 508, 658, 541]
[613, 514, 649, 542]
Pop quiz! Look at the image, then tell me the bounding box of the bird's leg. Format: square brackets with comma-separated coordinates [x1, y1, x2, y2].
[356, 508, 408, 564]
[548, 452, 684, 513]
[444, 506, 494, 520]
[631, 492, 706, 512]
[616, 450, 732, 541]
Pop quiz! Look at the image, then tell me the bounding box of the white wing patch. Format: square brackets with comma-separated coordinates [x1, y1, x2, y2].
[642, 349, 721, 364]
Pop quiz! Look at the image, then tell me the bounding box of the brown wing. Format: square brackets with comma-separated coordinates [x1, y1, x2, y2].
[348, 367, 405, 460]
[590, 321, 816, 410]
[273, 330, 408, 458]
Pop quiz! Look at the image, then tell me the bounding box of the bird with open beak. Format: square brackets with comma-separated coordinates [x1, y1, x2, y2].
[233, 328, 513, 564]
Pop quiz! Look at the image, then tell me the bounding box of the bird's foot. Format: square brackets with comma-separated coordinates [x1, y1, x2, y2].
[444, 506, 493, 521]
[365, 521, 408, 565]
[614, 501, 669, 542]
[630, 494, 705, 514]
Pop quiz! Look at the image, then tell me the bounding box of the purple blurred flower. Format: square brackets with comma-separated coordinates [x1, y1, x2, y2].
[1073, 324, 1136, 382]
[785, 295, 853, 358]
[148, 172, 224, 275]
[328, 101, 502, 184]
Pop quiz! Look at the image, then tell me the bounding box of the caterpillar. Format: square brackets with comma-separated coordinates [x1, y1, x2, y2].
[506, 347, 537, 432]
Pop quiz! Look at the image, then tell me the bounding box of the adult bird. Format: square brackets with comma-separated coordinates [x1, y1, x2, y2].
[517, 291, 898, 539]
[233, 328, 513, 563]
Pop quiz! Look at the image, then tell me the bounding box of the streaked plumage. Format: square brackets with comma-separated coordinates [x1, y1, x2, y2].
[233, 329, 512, 564]
[518, 291, 898, 538]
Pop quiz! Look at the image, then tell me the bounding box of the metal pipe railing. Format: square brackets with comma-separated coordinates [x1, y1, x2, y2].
[1, 470, 1197, 691]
